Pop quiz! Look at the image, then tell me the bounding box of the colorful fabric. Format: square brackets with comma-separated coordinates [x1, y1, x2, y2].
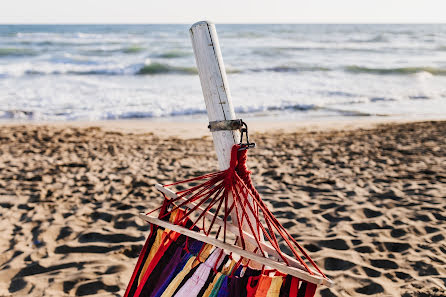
[297, 282, 307, 297]
[160, 256, 197, 297]
[124, 201, 172, 297]
[138, 237, 188, 297]
[290, 277, 300, 297]
[173, 248, 224, 297]
[138, 209, 181, 285]
[196, 269, 216, 297]
[201, 272, 222, 297]
[221, 259, 236, 275]
[246, 275, 261, 297]
[304, 282, 317, 297]
[216, 255, 229, 272]
[216, 276, 230, 297]
[266, 276, 283, 297]
[279, 275, 291, 297]
[137, 228, 164, 285]
[136, 218, 197, 296]
[125, 143, 327, 297]
[208, 274, 226, 297]
[254, 275, 273, 297]
[240, 267, 262, 297]
[197, 243, 214, 263]
[148, 245, 184, 297]
[229, 276, 243, 296]
[152, 238, 205, 297]
[151, 253, 192, 297]
[124, 224, 160, 297]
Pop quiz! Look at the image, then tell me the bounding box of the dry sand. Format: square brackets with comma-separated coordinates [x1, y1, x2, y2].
[0, 120, 445, 297]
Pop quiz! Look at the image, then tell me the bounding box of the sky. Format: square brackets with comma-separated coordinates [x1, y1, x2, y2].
[1, 0, 446, 24]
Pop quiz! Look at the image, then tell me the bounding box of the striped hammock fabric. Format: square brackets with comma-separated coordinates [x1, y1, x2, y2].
[125, 145, 330, 297]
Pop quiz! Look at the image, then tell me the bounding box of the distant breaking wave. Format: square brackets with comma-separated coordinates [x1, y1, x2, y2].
[155, 50, 192, 58]
[0, 102, 384, 121]
[346, 65, 446, 76]
[347, 34, 388, 43]
[249, 65, 331, 73]
[0, 104, 323, 121]
[136, 63, 198, 74]
[0, 47, 38, 57]
[80, 45, 146, 56]
[5, 63, 446, 77]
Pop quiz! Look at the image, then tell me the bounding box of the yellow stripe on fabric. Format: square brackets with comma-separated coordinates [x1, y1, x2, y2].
[200, 244, 214, 262]
[138, 209, 180, 285]
[201, 272, 222, 297]
[221, 259, 236, 275]
[265, 276, 284, 297]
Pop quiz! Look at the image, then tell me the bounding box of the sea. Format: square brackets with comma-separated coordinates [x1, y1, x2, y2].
[0, 24, 445, 121]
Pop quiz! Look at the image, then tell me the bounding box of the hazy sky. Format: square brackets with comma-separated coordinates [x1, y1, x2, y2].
[1, 0, 445, 24]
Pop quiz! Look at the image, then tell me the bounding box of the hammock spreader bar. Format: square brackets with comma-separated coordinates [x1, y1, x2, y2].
[138, 213, 331, 287]
[154, 184, 316, 275]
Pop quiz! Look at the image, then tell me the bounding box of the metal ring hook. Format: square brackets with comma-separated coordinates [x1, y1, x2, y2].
[238, 120, 256, 151]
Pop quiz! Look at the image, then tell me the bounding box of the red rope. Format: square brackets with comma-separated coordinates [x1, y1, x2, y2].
[157, 143, 327, 281]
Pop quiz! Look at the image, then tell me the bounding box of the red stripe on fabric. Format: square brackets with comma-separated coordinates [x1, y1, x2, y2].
[290, 277, 300, 297]
[304, 282, 317, 297]
[123, 224, 155, 297]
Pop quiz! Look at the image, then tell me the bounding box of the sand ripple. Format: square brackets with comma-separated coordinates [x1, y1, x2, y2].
[0, 121, 445, 296]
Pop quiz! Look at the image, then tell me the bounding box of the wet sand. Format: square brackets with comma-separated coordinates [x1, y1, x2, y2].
[0, 120, 445, 296]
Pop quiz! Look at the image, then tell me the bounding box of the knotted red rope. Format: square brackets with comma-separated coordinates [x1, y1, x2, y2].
[155, 144, 327, 279]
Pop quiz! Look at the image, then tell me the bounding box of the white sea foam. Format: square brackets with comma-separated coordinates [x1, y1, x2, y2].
[0, 24, 445, 121]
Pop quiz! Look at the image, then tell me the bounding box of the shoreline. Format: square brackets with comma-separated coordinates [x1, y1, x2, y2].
[1, 115, 445, 138]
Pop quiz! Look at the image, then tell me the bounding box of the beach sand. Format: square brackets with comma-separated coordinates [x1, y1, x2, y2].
[0, 120, 445, 297]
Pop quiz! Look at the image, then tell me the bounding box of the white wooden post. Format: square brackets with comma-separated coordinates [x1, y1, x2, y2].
[189, 21, 239, 170]
[190, 21, 264, 262]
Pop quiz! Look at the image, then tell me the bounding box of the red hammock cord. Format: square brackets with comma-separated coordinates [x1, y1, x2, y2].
[154, 144, 327, 279]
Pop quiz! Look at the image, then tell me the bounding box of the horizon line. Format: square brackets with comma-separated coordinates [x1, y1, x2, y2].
[1, 22, 446, 25]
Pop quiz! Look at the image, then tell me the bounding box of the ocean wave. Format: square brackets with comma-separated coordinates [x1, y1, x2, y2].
[409, 95, 430, 100]
[104, 111, 158, 120]
[370, 97, 397, 102]
[156, 50, 191, 58]
[348, 34, 388, 43]
[0, 109, 35, 120]
[253, 46, 387, 56]
[0, 103, 356, 121]
[323, 91, 358, 98]
[7, 62, 446, 78]
[123, 45, 145, 54]
[221, 31, 266, 39]
[232, 104, 317, 114]
[322, 107, 382, 117]
[249, 65, 330, 73]
[23, 69, 125, 76]
[80, 45, 145, 56]
[0, 48, 38, 57]
[345, 66, 446, 76]
[129, 104, 378, 119]
[136, 62, 198, 75]
[265, 104, 317, 111]
[0, 62, 330, 77]
[49, 55, 101, 66]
